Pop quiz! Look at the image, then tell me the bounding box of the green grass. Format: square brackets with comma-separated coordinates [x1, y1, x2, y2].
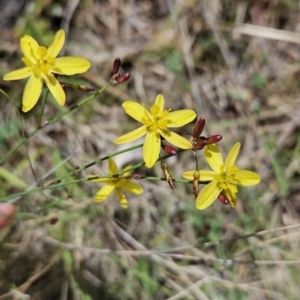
[1, 0, 300, 299]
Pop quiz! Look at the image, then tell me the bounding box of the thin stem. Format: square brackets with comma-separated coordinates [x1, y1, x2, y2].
[194, 150, 199, 171]
[57, 143, 144, 181]
[56, 147, 187, 181]
[0, 147, 198, 202]
[0, 176, 196, 202]
[38, 89, 49, 127]
[0, 84, 110, 165]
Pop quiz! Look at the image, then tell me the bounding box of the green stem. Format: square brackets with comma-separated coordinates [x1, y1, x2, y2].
[55, 147, 186, 181]
[0, 147, 197, 202]
[0, 176, 194, 202]
[57, 143, 144, 181]
[38, 89, 49, 127]
[0, 84, 110, 165]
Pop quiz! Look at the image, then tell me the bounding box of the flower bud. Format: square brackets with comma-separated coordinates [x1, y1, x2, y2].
[113, 57, 121, 74]
[133, 173, 143, 180]
[118, 73, 131, 83]
[218, 193, 230, 205]
[110, 73, 131, 85]
[193, 117, 205, 138]
[161, 144, 177, 155]
[192, 137, 207, 150]
[50, 217, 59, 225]
[206, 135, 222, 145]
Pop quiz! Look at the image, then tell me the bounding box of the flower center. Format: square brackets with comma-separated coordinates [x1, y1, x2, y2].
[142, 104, 170, 132]
[214, 164, 240, 192]
[22, 45, 54, 76]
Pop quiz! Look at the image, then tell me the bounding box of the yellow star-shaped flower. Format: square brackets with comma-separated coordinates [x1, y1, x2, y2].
[3, 29, 91, 112]
[183, 142, 261, 210]
[114, 94, 196, 168]
[90, 158, 143, 208]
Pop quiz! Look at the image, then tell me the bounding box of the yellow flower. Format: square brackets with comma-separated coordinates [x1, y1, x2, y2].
[90, 158, 143, 208]
[114, 94, 196, 168]
[3, 29, 91, 112]
[183, 142, 261, 210]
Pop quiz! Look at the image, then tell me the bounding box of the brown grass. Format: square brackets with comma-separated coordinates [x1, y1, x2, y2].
[1, 0, 300, 299]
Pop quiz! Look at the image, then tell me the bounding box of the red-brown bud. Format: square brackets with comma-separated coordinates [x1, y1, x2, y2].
[50, 217, 59, 225]
[193, 117, 206, 138]
[113, 57, 121, 74]
[110, 73, 131, 85]
[218, 193, 230, 205]
[206, 135, 222, 145]
[118, 73, 131, 83]
[133, 173, 143, 180]
[192, 137, 207, 150]
[161, 144, 177, 155]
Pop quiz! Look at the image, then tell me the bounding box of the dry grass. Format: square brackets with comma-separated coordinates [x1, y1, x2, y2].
[1, 0, 300, 299]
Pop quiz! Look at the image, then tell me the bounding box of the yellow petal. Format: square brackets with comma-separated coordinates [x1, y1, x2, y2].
[154, 94, 165, 115]
[196, 180, 221, 210]
[166, 109, 196, 128]
[117, 179, 144, 195]
[109, 158, 119, 175]
[114, 125, 147, 144]
[224, 142, 241, 171]
[3, 67, 31, 81]
[115, 188, 128, 208]
[122, 101, 147, 123]
[94, 184, 115, 202]
[232, 170, 261, 186]
[143, 131, 160, 168]
[42, 73, 65, 105]
[223, 186, 238, 207]
[20, 35, 39, 63]
[182, 170, 194, 180]
[46, 29, 65, 59]
[22, 75, 43, 112]
[89, 175, 111, 184]
[159, 129, 192, 149]
[52, 57, 91, 75]
[204, 144, 223, 173]
[198, 170, 217, 181]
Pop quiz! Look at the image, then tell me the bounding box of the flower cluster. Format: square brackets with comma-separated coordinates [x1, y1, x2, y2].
[1, 29, 261, 214]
